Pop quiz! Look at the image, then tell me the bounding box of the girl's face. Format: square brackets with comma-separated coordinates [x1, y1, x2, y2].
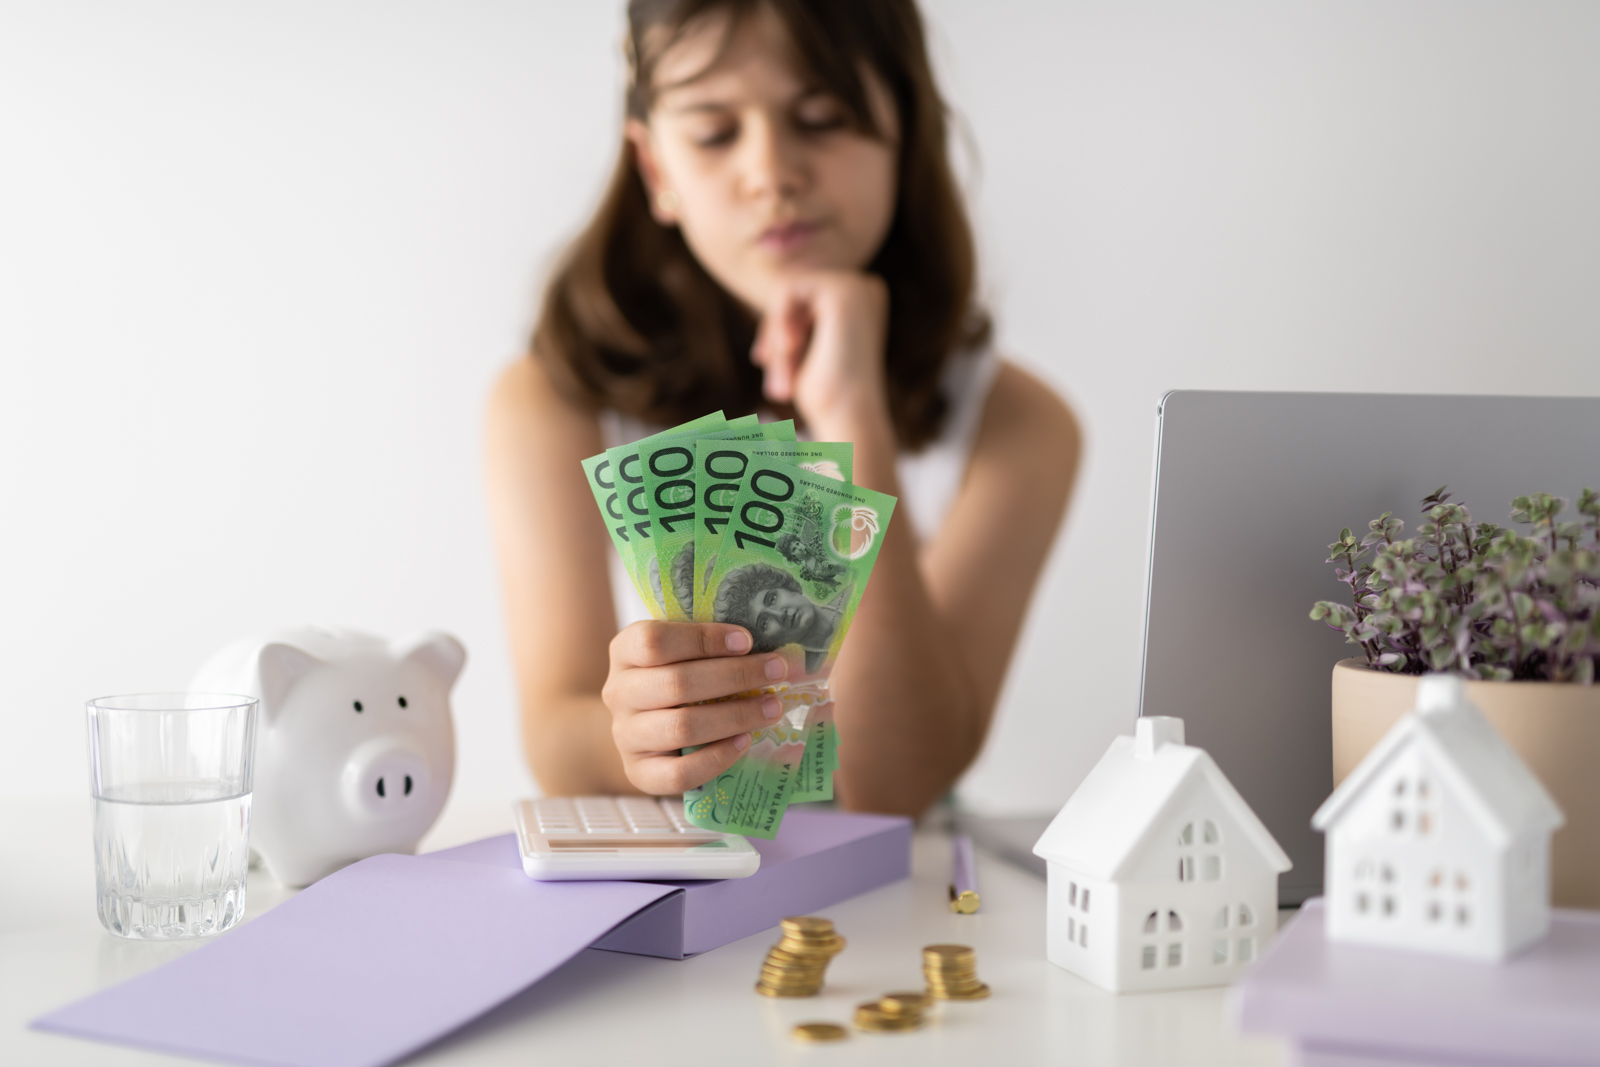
[628, 6, 900, 310]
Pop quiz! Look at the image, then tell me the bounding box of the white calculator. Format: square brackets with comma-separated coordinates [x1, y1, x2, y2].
[513, 796, 761, 881]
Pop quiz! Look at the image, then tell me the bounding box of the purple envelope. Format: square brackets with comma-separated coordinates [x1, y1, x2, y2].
[33, 808, 911, 1067]
[428, 806, 913, 958]
[1232, 898, 1600, 1067]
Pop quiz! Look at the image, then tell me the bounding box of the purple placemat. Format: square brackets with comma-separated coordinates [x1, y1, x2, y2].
[1233, 898, 1600, 1067]
[33, 854, 675, 1067]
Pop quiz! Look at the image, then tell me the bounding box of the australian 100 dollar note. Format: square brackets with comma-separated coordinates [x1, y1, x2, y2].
[684, 450, 893, 838]
[640, 419, 795, 622]
[689, 439, 855, 805]
[581, 411, 738, 616]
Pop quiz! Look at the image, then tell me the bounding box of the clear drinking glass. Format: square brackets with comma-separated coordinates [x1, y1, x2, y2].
[86, 693, 258, 939]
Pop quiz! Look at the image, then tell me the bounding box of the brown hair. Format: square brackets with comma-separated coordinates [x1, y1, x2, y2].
[531, 0, 989, 451]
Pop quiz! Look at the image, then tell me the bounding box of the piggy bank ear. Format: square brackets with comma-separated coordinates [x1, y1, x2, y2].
[396, 631, 466, 690]
[256, 643, 322, 718]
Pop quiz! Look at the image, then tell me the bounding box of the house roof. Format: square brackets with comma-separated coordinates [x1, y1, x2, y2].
[1311, 678, 1564, 847]
[1032, 718, 1292, 879]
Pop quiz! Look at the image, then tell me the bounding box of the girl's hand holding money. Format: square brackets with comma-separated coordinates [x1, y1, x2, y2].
[604, 621, 790, 795]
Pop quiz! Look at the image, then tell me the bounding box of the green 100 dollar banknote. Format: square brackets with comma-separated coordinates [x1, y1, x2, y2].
[684, 454, 895, 838]
[640, 420, 795, 622]
[585, 411, 736, 615]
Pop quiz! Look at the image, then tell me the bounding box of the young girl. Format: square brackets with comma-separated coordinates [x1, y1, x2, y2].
[486, 0, 1079, 817]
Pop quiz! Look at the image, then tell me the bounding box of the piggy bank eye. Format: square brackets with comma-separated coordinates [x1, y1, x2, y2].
[353, 701, 364, 713]
[398, 696, 408, 708]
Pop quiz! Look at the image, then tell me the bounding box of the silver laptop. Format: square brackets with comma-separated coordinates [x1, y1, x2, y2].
[1139, 390, 1600, 904]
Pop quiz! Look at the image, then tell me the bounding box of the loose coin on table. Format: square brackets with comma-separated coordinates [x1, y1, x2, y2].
[792, 1022, 849, 1043]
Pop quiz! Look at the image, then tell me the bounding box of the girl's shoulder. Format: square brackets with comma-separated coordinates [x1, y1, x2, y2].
[973, 358, 1082, 481]
[486, 356, 602, 466]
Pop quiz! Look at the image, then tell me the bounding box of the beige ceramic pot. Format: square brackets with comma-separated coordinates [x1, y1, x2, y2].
[1331, 657, 1600, 909]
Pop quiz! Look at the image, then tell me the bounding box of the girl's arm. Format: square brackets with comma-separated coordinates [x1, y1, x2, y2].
[484, 357, 635, 795]
[828, 360, 1078, 815]
[486, 357, 781, 796]
[756, 274, 1079, 816]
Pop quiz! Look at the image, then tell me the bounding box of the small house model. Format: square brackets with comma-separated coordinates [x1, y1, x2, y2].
[1032, 717, 1291, 993]
[1311, 674, 1564, 961]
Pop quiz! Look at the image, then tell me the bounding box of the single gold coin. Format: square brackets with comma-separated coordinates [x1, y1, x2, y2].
[792, 1022, 849, 1043]
[879, 992, 930, 1014]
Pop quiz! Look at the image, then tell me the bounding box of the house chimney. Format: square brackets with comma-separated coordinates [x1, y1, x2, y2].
[1134, 716, 1185, 758]
[1416, 673, 1465, 716]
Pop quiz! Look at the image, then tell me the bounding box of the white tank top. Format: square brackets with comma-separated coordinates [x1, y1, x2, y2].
[599, 350, 1001, 629]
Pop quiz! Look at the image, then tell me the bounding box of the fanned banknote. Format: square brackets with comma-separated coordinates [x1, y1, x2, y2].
[683, 455, 894, 838]
[588, 412, 733, 615]
[582, 420, 893, 839]
[640, 420, 795, 621]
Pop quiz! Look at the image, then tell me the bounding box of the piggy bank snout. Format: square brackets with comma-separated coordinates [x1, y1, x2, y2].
[340, 740, 434, 822]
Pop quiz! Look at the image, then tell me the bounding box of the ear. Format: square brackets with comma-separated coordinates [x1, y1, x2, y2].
[256, 643, 322, 720]
[626, 119, 678, 225]
[396, 631, 467, 691]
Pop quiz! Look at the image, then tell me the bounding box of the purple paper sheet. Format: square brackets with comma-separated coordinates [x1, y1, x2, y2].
[32, 854, 675, 1067]
[1232, 898, 1600, 1067]
[427, 807, 912, 958]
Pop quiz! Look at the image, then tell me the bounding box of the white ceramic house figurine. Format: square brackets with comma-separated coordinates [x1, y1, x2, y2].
[191, 626, 464, 887]
[1033, 717, 1291, 993]
[1311, 674, 1564, 961]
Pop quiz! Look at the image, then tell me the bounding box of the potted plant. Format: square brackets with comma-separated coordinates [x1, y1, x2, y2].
[1311, 488, 1600, 908]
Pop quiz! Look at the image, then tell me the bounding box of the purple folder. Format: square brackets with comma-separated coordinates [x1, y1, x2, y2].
[1232, 898, 1600, 1067]
[428, 807, 911, 958]
[33, 808, 911, 1067]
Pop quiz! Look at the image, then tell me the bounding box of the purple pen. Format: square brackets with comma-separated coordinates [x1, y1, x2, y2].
[949, 833, 980, 914]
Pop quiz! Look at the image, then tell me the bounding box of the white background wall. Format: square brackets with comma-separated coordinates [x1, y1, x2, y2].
[4, 1, 1598, 814]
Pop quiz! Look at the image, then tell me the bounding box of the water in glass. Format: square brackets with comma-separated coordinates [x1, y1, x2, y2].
[94, 782, 252, 939]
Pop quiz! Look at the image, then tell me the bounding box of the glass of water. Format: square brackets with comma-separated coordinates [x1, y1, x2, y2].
[86, 693, 258, 939]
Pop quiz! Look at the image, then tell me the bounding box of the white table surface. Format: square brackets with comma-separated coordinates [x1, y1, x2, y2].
[1, 799, 1288, 1067]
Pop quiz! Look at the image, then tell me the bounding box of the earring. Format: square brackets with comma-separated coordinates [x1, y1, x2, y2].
[655, 189, 680, 216]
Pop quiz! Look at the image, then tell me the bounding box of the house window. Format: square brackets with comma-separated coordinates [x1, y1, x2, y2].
[1180, 822, 1195, 846]
[1080, 924, 1088, 948]
[1167, 942, 1183, 967]
[1356, 892, 1370, 914]
[1070, 882, 1078, 907]
[1069, 917, 1077, 940]
[1236, 938, 1255, 962]
[1202, 855, 1222, 881]
[1237, 904, 1254, 927]
[1212, 939, 1228, 965]
[1203, 820, 1220, 844]
[1082, 888, 1091, 913]
[1456, 906, 1471, 927]
[1178, 856, 1195, 882]
[1214, 906, 1229, 930]
[1382, 895, 1397, 918]
[1141, 945, 1157, 970]
[1167, 910, 1183, 932]
[1144, 911, 1159, 934]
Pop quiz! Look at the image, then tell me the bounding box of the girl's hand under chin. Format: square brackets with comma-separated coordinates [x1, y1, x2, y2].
[751, 270, 891, 439]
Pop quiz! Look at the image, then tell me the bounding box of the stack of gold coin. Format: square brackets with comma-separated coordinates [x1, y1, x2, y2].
[754, 916, 846, 997]
[853, 992, 926, 1033]
[922, 943, 991, 999]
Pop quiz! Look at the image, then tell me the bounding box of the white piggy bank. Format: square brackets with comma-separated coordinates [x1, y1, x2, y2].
[191, 626, 464, 887]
